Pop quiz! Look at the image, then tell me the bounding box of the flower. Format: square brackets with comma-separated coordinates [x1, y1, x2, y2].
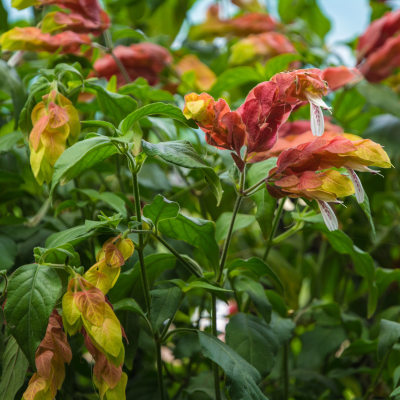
[229, 32, 297, 66]
[41, 10, 110, 36]
[22, 310, 72, 400]
[83, 235, 134, 295]
[0, 27, 91, 53]
[94, 43, 172, 86]
[176, 54, 217, 92]
[29, 89, 80, 185]
[321, 66, 363, 91]
[271, 69, 330, 137]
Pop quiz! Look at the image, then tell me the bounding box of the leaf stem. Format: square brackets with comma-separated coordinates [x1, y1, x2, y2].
[212, 295, 222, 400]
[263, 199, 285, 262]
[156, 341, 167, 400]
[153, 234, 203, 278]
[242, 177, 266, 196]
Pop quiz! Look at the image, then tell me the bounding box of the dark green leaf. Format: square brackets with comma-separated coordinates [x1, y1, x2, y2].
[377, 319, 400, 361]
[358, 192, 376, 241]
[0, 336, 29, 400]
[150, 286, 183, 332]
[215, 212, 255, 242]
[54, 63, 84, 87]
[50, 137, 120, 199]
[45, 224, 103, 248]
[142, 140, 222, 205]
[0, 130, 23, 153]
[81, 120, 118, 135]
[113, 298, 146, 319]
[120, 102, 197, 134]
[159, 213, 219, 273]
[0, 234, 18, 271]
[143, 194, 180, 231]
[234, 275, 272, 323]
[225, 313, 279, 377]
[264, 54, 303, 80]
[270, 312, 295, 345]
[198, 331, 268, 400]
[112, 28, 145, 41]
[4, 264, 62, 367]
[228, 257, 283, 295]
[86, 81, 138, 124]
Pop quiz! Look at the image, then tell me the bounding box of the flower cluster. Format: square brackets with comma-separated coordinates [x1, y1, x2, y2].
[94, 43, 173, 87]
[29, 88, 80, 185]
[356, 9, 400, 82]
[268, 136, 391, 230]
[23, 310, 72, 400]
[190, 4, 277, 40]
[229, 32, 297, 66]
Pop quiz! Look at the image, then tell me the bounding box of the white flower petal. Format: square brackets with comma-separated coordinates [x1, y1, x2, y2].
[345, 167, 364, 203]
[317, 200, 339, 231]
[310, 102, 324, 137]
[305, 92, 331, 110]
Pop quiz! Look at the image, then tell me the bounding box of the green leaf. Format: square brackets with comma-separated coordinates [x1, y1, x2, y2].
[234, 275, 272, 323]
[4, 264, 62, 367]
[0, 234, 17, 271]
[225, 313, 279, 378]
[270, 312, 296, 345]
[109, 253, 176, 304]
[45, 224, 106, 248]
[377, 319, 400, 361]
[150, 286, 183, 332]
[112, 28, 145, 41]
[391, 386, 400, 397]
[0, 336, 29, 400]
[209, 67, 263, 98]
[50, 137, 119, 199]
[0, 130, 23, 153]
[247, 158, 277, 240]
[312, 224, 378, 317]
[228, 257, 284, 295]
[86, 81, 138, 124]
[113, 298, 146, 319]
[0, 60, 27, 129]
[264, 54, 303, 80]
[54, 63, 84, 87]
[73, 188, 127, 218]
[301, 1, 331, 39]
[119, 102, 197, 134]
[143, 194, 180, 231]
[159, 213, 219, 273]
[341, 339, 377, 357]
[81, 120, 119, 135]
[358, 192, 376, 242]
[198, 331, 268, 400]
[215, 212, 255, 242]
[357, 80, 400, 118]
[142, 140, 222, 205]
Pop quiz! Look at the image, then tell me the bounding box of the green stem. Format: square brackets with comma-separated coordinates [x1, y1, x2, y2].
[242, 177, 266, 196]
[263, 199, 285, 262]
[131, 168, 152, 317]
[115, 155, 126, 194]
[271, 222, 304, 246]
[212, 295, 222, 400]
[362, 350, 391, 400]
[283, 342, 289, 400]
[156, 342, 166, 400]
[154, 234, 203, 278]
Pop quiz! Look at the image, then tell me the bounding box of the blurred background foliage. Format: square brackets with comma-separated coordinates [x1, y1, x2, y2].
[1, 0, 400, 400]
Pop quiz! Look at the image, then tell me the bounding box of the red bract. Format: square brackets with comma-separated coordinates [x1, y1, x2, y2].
[94, 43, 173, 86]
[42, 10, 110, 36]
[0, 27, 91, 53]
[321, 66, 363, 91]
[359, 35, 400, 82]
[356, 9, 400, 61]
[229, 12, 278, 36]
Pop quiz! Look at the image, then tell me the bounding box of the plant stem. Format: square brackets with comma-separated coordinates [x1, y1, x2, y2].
[154, 234, 203, 278]
[283, 342, 289, 400]
[212, 295, 222, 400]
[263, 199, 285, 262]
[131, 169, 152, 316]
[156, 341, 166, 400]
[362, 350, 391, 400]
[242, 177, 266, 196]
[115, 155, 126, 194]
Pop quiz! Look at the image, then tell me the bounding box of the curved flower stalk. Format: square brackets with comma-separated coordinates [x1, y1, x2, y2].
[23, 310, 72, 400]
[94, 43, 173, 87]
[29, 88, 80, 185]
[229, 32, 297, 66]
[83, 236, 134, 295]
